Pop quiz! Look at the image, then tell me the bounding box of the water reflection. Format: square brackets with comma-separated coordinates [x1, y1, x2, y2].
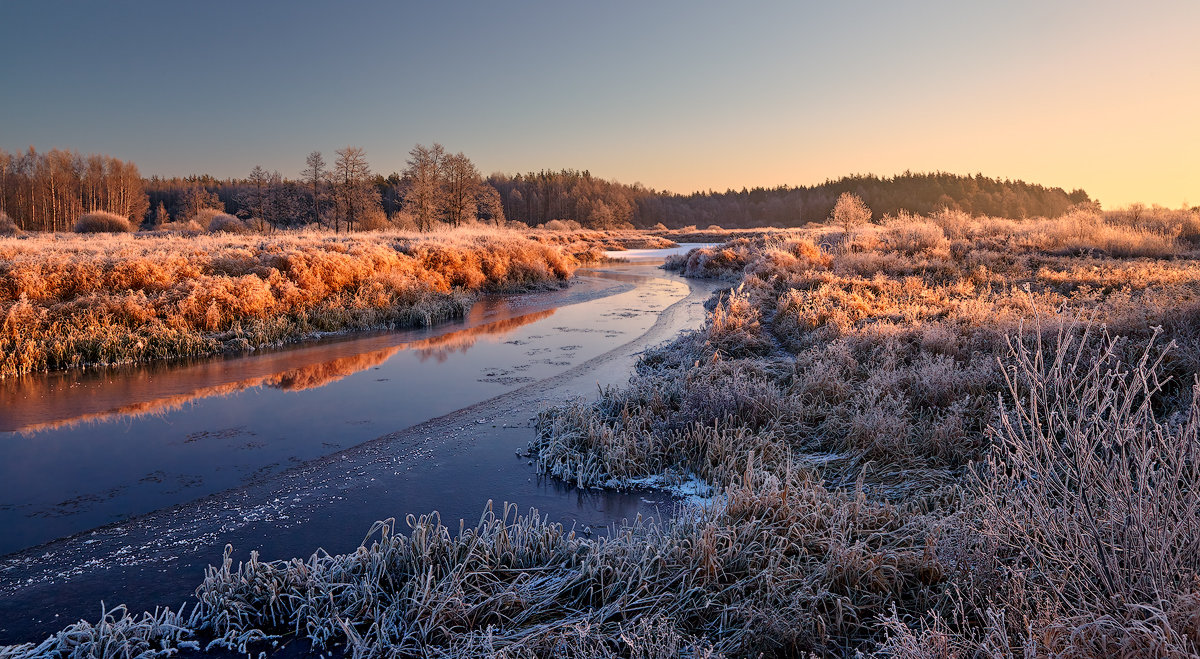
[1, 309, 554, 435]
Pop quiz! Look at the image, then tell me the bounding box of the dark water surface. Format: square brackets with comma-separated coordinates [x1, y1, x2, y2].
[0, 266, 687, 555]
[0, 250, 717, 644]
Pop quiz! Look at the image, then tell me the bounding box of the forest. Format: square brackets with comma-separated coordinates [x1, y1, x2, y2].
[1, 145, 1102, 235]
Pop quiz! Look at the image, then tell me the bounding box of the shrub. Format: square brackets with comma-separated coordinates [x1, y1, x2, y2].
[191, 207, 227, 229]
[881, 215, 948, 254]
[73, 210, 135, 233]
[207, 214, 250, 234]
[159, 220, 204, 234]
[830, 192, 872, 236]
[0, 212, 20, 236]
[542, 219, 582, 231]
[356, 208, 392, 231]
[388, 211, 418, 232]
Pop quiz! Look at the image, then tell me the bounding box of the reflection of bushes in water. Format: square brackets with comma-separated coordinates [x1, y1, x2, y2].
[268, 347, 400, 391]
[409, 309, 556, 363]
[9, 309, 559, 433]
[0, 229, 576, 379]
[3, 349, 403, 434]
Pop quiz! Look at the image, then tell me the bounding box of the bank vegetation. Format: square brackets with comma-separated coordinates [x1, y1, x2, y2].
[4, 203, 1200, 657]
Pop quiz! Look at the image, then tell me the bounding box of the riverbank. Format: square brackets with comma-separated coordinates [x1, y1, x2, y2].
[0, 229, 577, 380]
[9, 212, 1199, 657]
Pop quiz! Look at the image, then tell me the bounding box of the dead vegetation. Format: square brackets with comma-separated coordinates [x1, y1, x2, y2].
[4, 208, 1200, 657]
[0, 228, 576, 379]
[531, 207, 1200, 656]
[526, 228, 677, 262]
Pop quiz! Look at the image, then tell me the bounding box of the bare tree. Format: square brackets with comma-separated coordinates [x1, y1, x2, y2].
[0, 149, 10, 217]
[476, 185, 506, 226]
[402, 143, 446, 232]
[239, 166, 270, 231]
[442, 151, 481, 227]
[154, 201, 170, 227]
[333, 146, 374, 233]
[180, 184, 222, 221]
[302, 151, 326, 227]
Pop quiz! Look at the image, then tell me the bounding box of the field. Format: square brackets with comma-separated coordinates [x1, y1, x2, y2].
[4, 207, 1200, 657]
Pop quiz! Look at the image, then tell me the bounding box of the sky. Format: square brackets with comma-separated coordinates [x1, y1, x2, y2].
[2, 1, 1197, 207]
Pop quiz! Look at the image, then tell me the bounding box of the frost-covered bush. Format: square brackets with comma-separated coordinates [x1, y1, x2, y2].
[73, 210, 135, 233]
[0, 212, 20, 236]
[206, 213, 250, 234]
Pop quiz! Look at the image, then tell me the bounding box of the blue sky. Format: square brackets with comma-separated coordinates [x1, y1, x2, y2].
[3, 1, 1197, 206]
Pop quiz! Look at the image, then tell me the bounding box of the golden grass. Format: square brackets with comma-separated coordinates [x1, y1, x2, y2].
[0, 228, 576, 379]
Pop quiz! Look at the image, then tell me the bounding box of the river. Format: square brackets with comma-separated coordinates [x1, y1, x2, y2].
[0, 245, 717, 645]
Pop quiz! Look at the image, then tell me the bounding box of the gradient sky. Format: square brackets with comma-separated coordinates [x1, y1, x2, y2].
[3, 1, 1197, 207]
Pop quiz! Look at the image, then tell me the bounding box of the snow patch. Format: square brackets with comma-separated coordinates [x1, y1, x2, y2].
[606, 473, 715, 506]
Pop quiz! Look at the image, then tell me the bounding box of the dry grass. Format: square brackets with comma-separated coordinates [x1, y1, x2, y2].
[7, 211, 1200, 657]
[0, 228, 576, 379]
[531, 210, 1200, 655]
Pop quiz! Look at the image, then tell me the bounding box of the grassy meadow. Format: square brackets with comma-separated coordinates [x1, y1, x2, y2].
[5, 205, 1200, 657]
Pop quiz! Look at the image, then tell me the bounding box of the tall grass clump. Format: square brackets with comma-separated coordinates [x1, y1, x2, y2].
[878, 330, 1200, 657]
[977, 329, 1199, 655]
[72, 210, 135, 233]
[0, 229, 577, 378]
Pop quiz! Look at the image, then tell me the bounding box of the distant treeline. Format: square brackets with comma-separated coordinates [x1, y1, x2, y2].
[1, 145, 1094, 232]
[638, 171, 1093, 228]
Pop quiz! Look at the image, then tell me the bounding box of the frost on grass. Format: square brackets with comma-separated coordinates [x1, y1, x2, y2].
[0, 228, 576, 379]
[8, 209, 1200, 656]
[532, 210, 1200, 655]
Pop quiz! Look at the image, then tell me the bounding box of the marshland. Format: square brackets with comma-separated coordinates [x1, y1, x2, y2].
[5, 2, 1200, 657]
[4, 194, 1200, 657]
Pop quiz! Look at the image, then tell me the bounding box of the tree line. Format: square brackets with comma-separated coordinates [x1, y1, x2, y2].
[636, 171, 1094, 229]
[141, 144, 505, 233]
[0, 147, 149, 232]
[2, 145, 1095, 233]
